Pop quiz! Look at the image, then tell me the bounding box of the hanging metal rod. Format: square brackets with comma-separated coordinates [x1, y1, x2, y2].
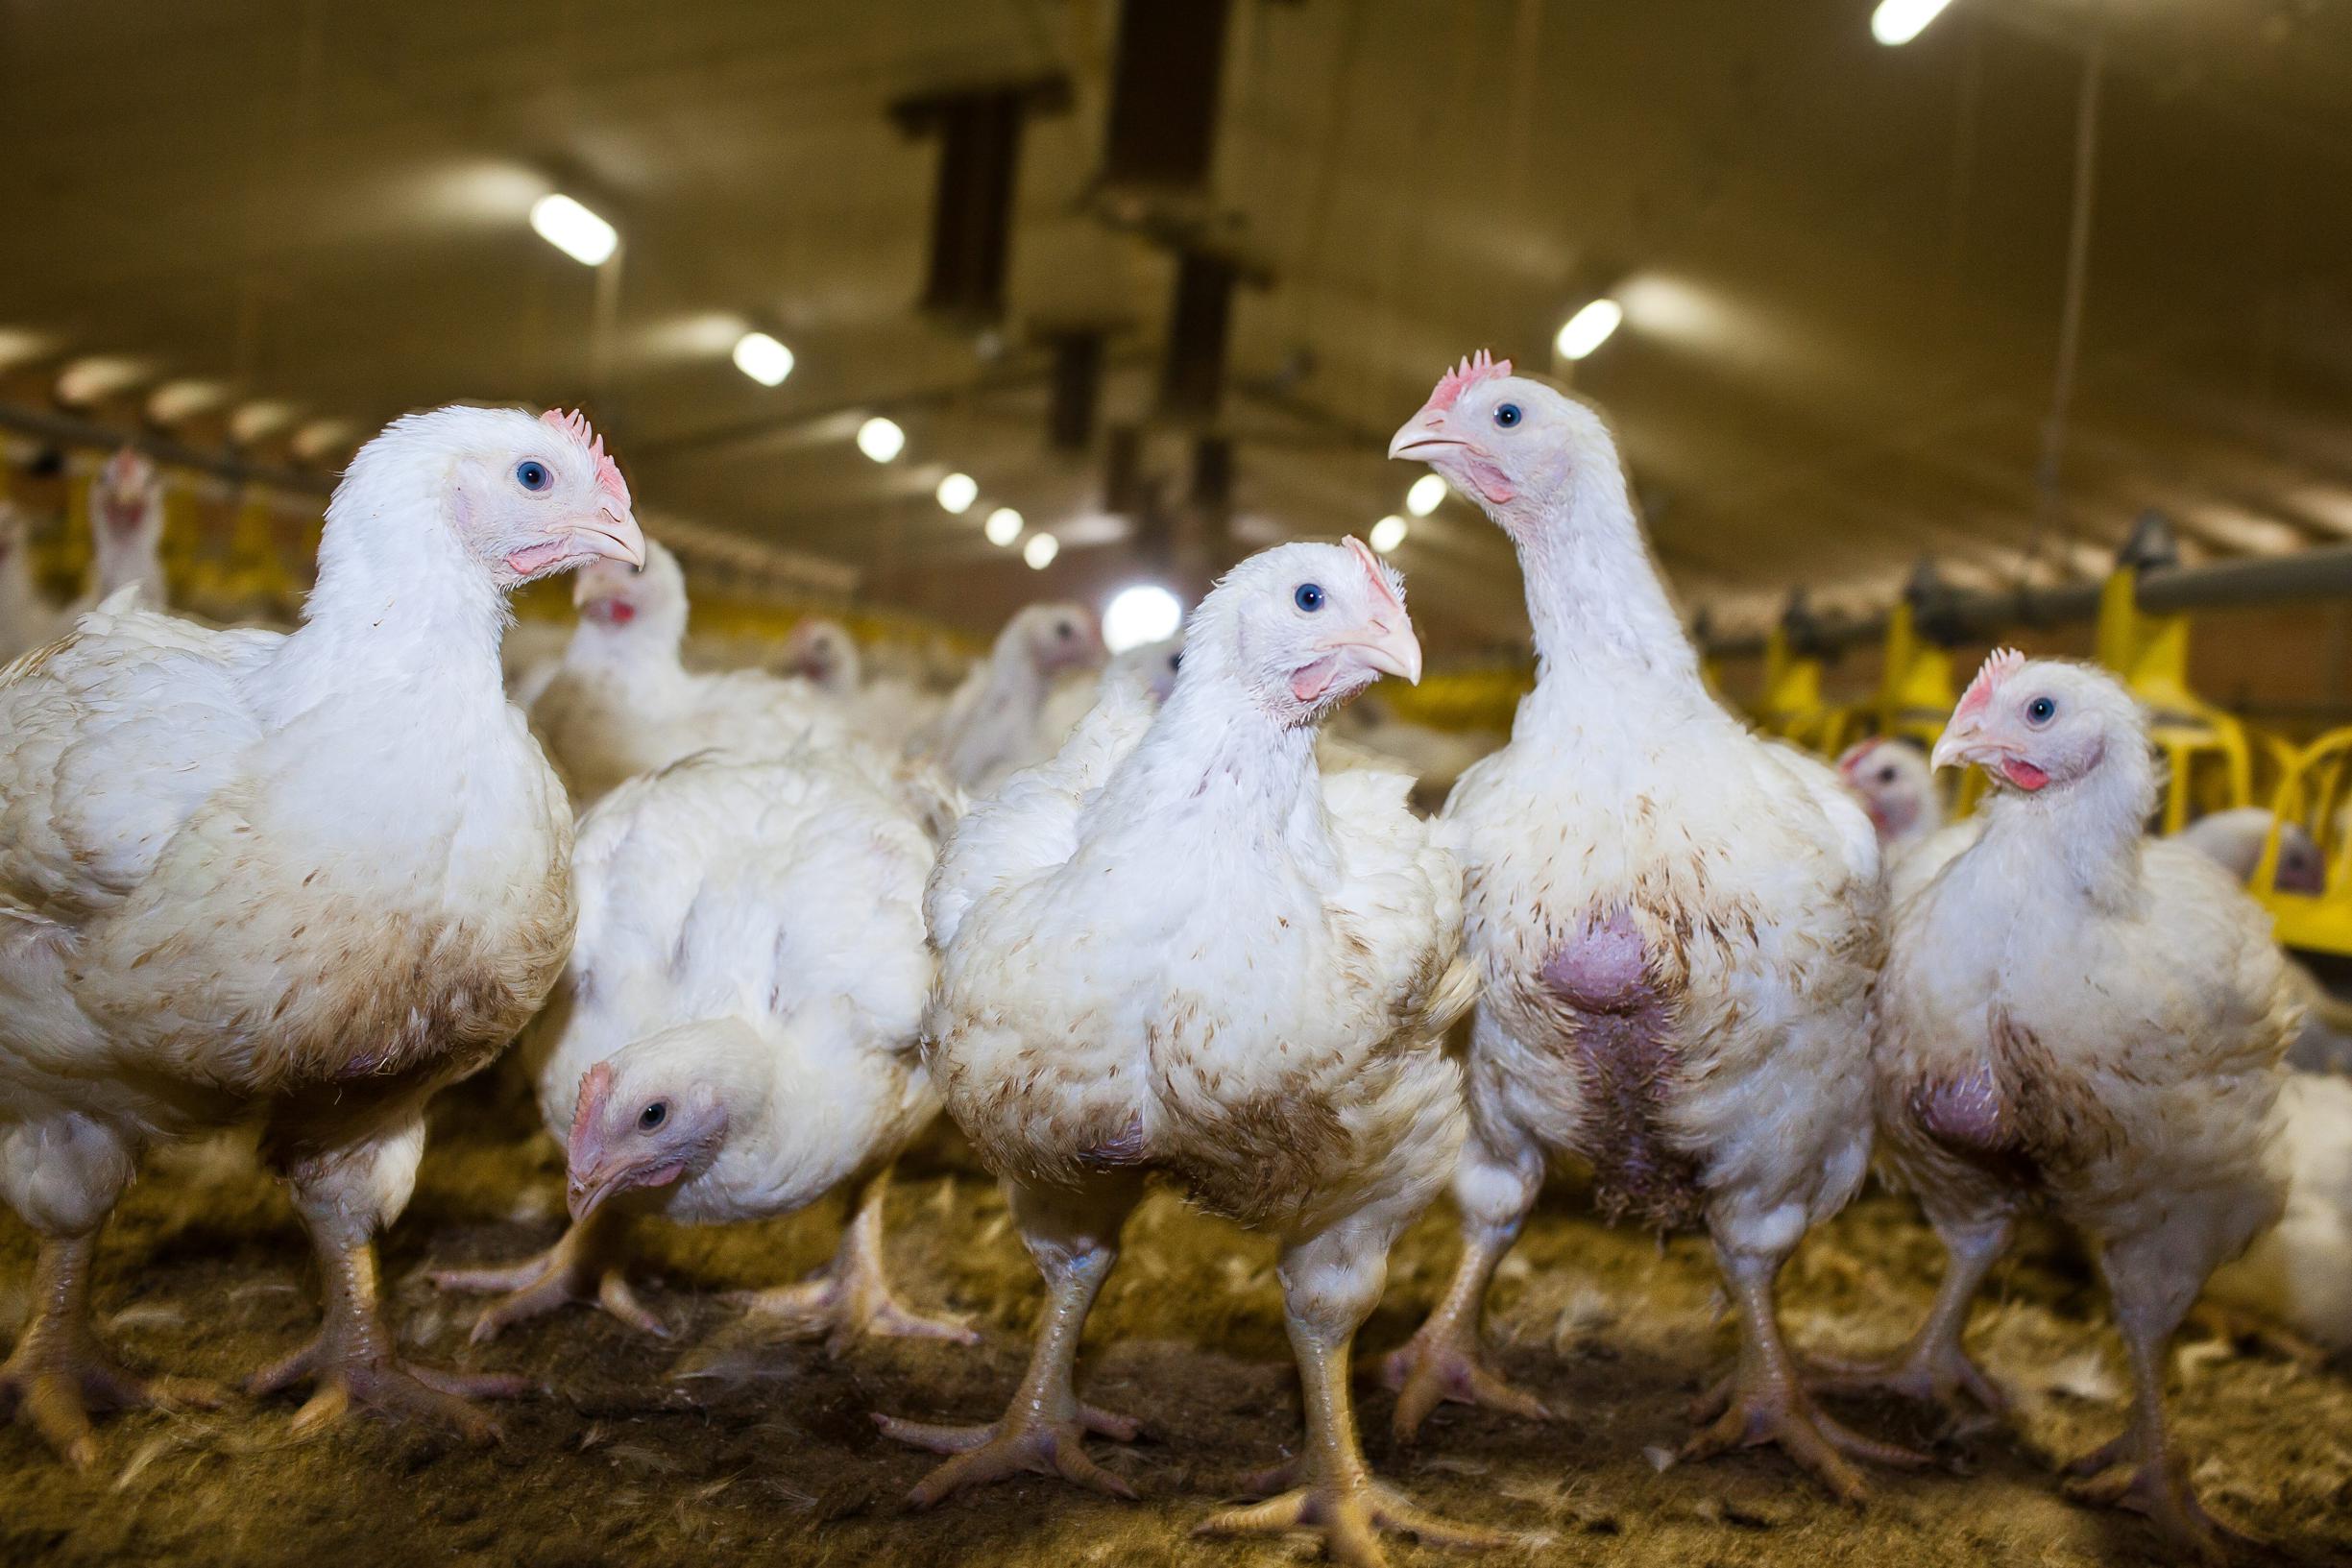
[1702, 542, 2352, 661]
[0, 402, 333, 495]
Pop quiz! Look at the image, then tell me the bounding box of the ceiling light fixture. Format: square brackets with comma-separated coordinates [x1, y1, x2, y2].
[1103, 584, 1183, 653]
[529, 193, 618, 266]
[1369, 515, 1409, 554]
[983, 506, 1023, 546]
[1022, 532, 1059, 569]
[731, 331, 794, 387]
[1872, 0, 1954, 46]
[936, 472, 979, 514]
[856, 416, 906, 463]
[1555, 298, 1623, 361]
[1405, 473, 1447, 518]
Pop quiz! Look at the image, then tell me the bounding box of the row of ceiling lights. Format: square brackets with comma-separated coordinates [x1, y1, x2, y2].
[530, 192, 1064, 573]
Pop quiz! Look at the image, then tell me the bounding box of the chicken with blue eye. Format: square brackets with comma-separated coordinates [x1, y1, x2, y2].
[1493, 403, 1520, 428]
[1295, 583, 1325, 613]
[2027, 696, 2057, 726]
[516, 459, 552, 492]
[638, 1102, 666, 1131]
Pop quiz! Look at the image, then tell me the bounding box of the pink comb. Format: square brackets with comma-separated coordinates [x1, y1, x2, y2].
[1427, 350, 1514, 413]
[568, 1060, 615, 1148]
[540, 408, 633, 513]
[1955, 647, 2025, 720]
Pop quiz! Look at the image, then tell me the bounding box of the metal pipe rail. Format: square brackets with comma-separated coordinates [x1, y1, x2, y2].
[1704, 543, 2352, 661]
[0, 402, 333, 495]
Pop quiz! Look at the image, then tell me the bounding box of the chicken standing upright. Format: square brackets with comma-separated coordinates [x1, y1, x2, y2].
[1383, 355, 1904, 1498]
[914, 601, 1104, 792]
[527, 538, 843, 803]
[431, 739, 972, 1351]
[882, 542, 1493, 1566]
[0, 406, 644, 1462]
[82, 447, 168, 607]
[1838, 652, 2294, 1560]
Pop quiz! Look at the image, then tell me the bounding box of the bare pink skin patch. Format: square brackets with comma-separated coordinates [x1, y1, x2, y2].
[1539, 909, 1705, 1231]
[1291, 657, 1341, 703]
[2001, 760, 2049, 791]
[506, 540, 570, 577]
[581, 599, 636, 627]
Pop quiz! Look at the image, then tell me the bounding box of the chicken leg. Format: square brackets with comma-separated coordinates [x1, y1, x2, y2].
[1805, 1214, 2014, 1419]
[729, 1170, 976, 1355]
[1, 1231, 223, 1468]
[2066, 1235, 2263, 1565]
[1683, 1241, 1928, 1502]
[877, 1174, 1142, 1506]
[1201, 1222, 1506, 1568]
[1381, 1130, 1552, 1440]
[250, 1117, 526, 1443]
[430, 1203, 667, 1343]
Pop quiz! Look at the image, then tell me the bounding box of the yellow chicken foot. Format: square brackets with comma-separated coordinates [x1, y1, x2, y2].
[1803, 1216, 2014, 1420]
[1682, 1245, 1929, 1502]
[877, 1236, 1137, 1506]
[1202, 1318, 1505, 1568]
[430, 1204, 667, 1343]
[0, 1233, 223, 1469]
[729, 1173, 975, 1355]
[251, 1234, 527, 1444]
[1379, 1223, 1553, 1442]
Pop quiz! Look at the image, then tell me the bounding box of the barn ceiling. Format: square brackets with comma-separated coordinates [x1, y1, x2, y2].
[3, 0, 2349, 654]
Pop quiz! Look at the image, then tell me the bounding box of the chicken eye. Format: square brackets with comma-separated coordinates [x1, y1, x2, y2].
[1877, 766, 1897, 784]
[2026, 696, 2057, 726]
[638, 1101, 667, 1131]
[1055, 621, 1073, 639]
[1168, 651, 1182, 672]
[1493, 403, 1522, 428]
[1294, 583, 1325, 613]
[516, 460, 552, 493]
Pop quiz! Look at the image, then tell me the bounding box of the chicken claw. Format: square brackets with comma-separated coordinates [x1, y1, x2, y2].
[2065, 1437, 2261, 1567]
[1804, 1341, 2011, 1421]
[252, 1238, 527, 1445]
[0, 1235, 224, 1469]
[1381, 1331, 1554, 1440]
[430, 1209, 667, 1343]
[876, 1404, 1141, 1507]
[1681, 1378, 1928, 1504]
[729, 1176, 975, 1355]
[1198, 1478, 1505, 1568]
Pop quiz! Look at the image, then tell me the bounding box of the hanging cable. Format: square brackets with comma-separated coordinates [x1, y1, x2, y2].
[2025, 9, 2107, 586]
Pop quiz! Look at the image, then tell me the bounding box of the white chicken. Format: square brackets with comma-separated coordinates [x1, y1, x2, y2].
[2205, 1072, 2352, 1356]
[1382, 354, 1903, 1499]
[0, 500, 65, 663]
[82, 447, 168, 608]
[1034, 633, 1182, 749]
[0, 406, 644, 1462]
[913, 601, 1104, 793]
[431, 739, 972, 1352]
[775, 615, 861, 698]
[527, 539, 844, 804]
[2171, 806, 2326, 895]
[880, 542, 1495, 1566]
[1835, 736, 1943, 866]
[1832, 651, 2294, 1561]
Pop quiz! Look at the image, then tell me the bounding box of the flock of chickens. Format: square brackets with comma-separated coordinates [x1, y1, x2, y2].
[0, 365, 2342, 1567]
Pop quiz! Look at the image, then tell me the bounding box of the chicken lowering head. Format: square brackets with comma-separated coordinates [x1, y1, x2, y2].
[1930, 650, 2146, 796]
[1836, 737, 1938, 844]
[1183, 538, 1421, 725]
[572, 536, 687, 644]
[562, 1024, 759, 1220]
[1387, 351, 1619, 535]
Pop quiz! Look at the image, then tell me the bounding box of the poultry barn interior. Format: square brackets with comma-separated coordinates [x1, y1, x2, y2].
[5, 2, 2352, 1566]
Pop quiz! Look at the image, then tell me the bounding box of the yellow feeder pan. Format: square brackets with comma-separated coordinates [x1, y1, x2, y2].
[2254, 728, 2352, 957]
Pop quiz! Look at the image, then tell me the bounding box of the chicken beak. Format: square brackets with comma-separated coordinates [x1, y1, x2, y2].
[1322, 614, 1423, 687]
[560, 510, 647, 570]
[566, 1155, 685, 1222]
[1387, 410, 1466, 464]
[1929, 721, 1986, 774]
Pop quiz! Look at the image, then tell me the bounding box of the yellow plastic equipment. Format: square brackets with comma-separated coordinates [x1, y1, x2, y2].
[2094, 522, 2254, 833]
[1757, 607, 1860, 757]
[2253, 728, 2352, 957]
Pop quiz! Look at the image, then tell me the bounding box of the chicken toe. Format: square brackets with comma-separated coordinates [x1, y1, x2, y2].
[878, 1407, 1141, 1507]
[431, 1208, 666, 1342]
[729, 1173, 973, 1355]
[0, 1234, 224, 1469]
[1380, 1225, 1552, 1442]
